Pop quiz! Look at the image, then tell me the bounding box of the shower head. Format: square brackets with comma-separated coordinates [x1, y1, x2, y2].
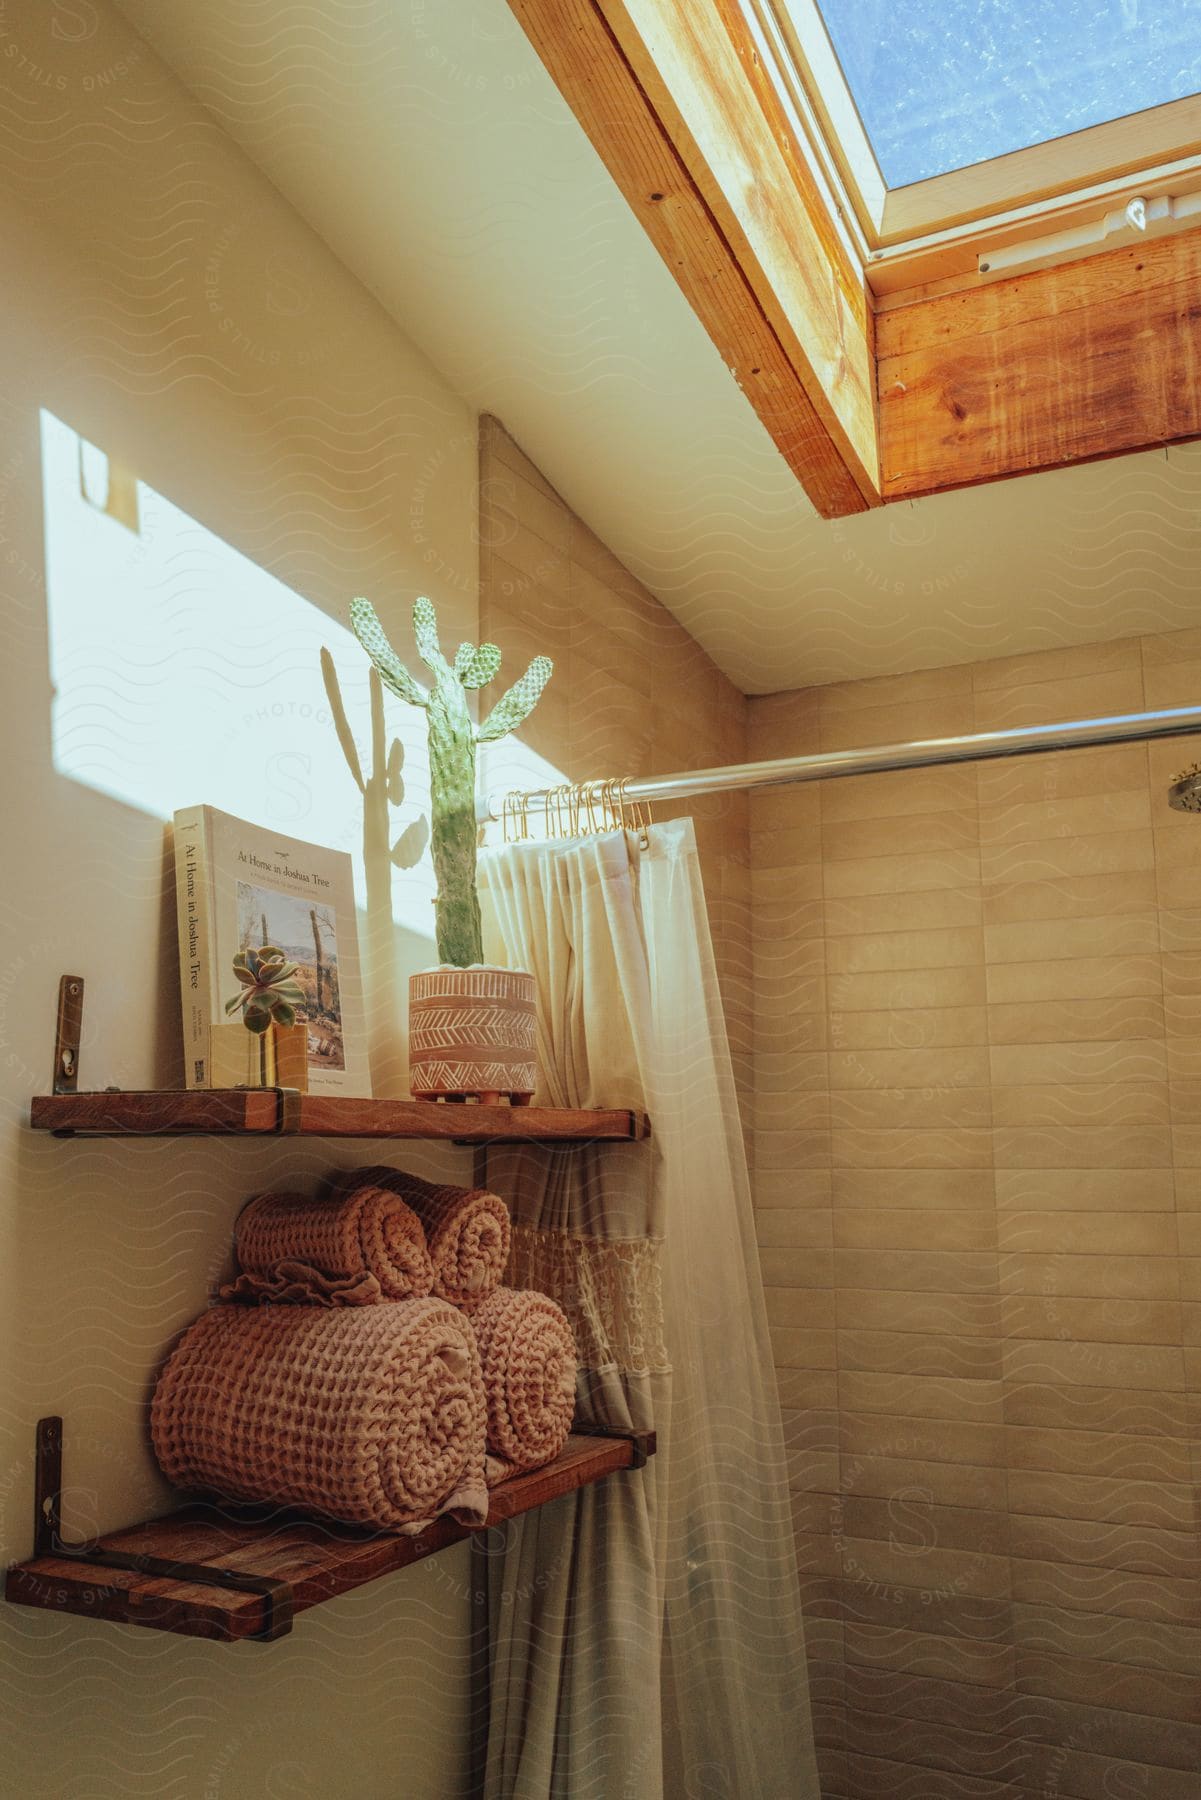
[1169, 765, 1201, 813]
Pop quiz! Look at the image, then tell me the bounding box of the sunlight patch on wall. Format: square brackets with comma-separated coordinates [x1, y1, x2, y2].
[41, 409, 436, 941]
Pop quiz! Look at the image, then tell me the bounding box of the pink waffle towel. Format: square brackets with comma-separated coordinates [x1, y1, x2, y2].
[151, 1298, 488, 1532]
[470, 1286, 578, 1485]
[337, 1166, 510, 1311]
[220, 1183, 434, 1306]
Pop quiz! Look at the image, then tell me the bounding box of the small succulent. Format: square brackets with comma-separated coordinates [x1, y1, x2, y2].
[225, 946, 307, 1035]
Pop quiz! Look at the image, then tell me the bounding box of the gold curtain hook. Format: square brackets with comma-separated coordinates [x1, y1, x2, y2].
[493, 774, 651, 843]
[619, 776, 652, 849]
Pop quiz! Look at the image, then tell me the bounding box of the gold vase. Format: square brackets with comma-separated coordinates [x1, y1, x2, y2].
[208, 1021, 309, 1090]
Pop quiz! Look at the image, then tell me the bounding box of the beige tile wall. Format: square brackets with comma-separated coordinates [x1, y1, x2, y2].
[477, 415, 752, 1105]
[750, 635, 1201, 1800]
[479, 416, 1199, 1793]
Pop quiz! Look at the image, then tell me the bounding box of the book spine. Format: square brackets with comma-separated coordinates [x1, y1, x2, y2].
[173, 810, 212, 1089]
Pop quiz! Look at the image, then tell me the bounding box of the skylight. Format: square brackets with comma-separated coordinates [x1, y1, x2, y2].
[812, 0, 1201, 187]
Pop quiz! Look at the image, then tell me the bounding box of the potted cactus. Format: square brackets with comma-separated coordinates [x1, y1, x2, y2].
[349, 595, 552, 1104]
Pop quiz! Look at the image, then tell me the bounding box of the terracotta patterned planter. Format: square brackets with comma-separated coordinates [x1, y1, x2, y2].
[408, 965, 537, 1103]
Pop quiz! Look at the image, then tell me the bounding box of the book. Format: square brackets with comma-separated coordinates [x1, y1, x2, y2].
[172, 806, 370, 1096]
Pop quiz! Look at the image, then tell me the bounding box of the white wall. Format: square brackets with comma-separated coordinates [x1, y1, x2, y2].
[0, 5, 483, 1794]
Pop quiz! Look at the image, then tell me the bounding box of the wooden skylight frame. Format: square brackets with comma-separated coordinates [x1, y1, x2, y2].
[508, 0, 1201, 515]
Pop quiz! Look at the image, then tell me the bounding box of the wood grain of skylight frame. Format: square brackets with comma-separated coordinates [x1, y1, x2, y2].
[747, 0, 887, 244]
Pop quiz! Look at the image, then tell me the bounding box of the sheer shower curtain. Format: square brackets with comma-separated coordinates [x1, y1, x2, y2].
[476, 819, 818, 1800]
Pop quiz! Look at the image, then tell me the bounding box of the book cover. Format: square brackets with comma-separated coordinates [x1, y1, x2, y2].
[172, 806, 371, 1096]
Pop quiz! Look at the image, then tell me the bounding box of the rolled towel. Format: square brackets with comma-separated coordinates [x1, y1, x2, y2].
[337, 1166, 510, 1311]
[220, 1184, 434, 1306]
[151, 1299, 487, 1531]
[470, 1286, 577, 1484]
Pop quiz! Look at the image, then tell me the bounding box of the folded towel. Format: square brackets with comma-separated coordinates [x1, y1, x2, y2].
[338, 1167, 510, 1311]
[470, 1286, 577, 1484]
[151, 1298, 487, 1532]
[220, 1184, 434, 1306]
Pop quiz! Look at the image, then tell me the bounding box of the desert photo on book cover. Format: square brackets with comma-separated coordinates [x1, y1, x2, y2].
[235, 880, 345, 1071]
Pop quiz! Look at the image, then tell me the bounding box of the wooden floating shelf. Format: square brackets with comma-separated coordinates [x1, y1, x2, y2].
[6, 1430, 655, 1641]
[30, 1090, 650, 1143]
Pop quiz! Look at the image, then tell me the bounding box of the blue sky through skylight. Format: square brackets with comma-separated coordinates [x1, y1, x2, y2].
[813, 0, 1201, 187]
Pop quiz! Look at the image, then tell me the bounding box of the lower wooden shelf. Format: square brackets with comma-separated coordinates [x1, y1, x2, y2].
[5, 1428, 655, 1642]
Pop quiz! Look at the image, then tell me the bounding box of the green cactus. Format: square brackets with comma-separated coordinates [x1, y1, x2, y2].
[348, 596, 552, 966]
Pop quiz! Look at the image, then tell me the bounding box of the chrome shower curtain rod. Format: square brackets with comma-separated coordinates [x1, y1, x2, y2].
[478, 702, 1201, 822]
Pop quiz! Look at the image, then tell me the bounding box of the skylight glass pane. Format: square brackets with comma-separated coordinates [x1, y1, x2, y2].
[812, 0, 1201, 187]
